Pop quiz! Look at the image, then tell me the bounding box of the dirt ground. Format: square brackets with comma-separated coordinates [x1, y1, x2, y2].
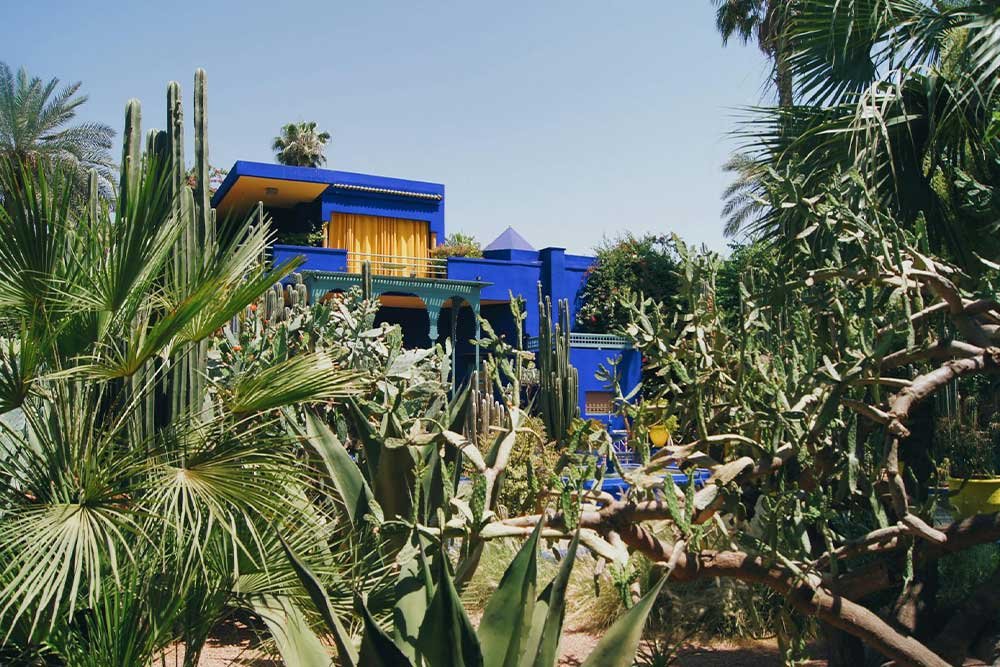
[185, 620, 828, 666]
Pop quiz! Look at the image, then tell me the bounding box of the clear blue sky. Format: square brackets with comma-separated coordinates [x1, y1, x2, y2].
[5, 1, 771, 254]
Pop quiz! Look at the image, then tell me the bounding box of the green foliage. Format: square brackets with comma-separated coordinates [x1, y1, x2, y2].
[431, 232, 484, 258]
[184, 163, 228, 195]
[0, 61, 115, 197]
[285, 522, 663, 667]
[272, 121, 331, 167]
[483, 414, 557, 517]
[576, 233, 680, 334]
[275, 227, 325, 247]
[0, 71, 365, 665]
[936, 411, 1000, 478]
[937, 544, 1000, 613]
[711, 1, 793, 107]
[715, 240, 775, 327]
[727, 2, 1000, 272]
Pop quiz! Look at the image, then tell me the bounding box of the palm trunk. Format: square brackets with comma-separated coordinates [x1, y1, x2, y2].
[774, 41, 793, 108]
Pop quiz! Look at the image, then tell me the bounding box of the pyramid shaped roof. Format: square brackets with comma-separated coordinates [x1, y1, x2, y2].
[484, 226, 535, 252]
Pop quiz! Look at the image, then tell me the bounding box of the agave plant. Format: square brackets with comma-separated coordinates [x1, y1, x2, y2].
[282, 523, 666, 667]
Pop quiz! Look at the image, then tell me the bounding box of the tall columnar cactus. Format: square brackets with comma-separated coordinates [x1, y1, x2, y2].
[264, 283, 284, 324]
[285, 273, 308, 309]
[466, 363, 508, 443]
[536, 282, 579, 443]
[121, 70, 218, 436]
[119, 99, 142, 214]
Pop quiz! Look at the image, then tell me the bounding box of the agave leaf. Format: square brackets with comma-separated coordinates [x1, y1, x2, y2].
[301, 411, 382, 527]
[580, 575, 667, 667]
[252, 594, 333, 667]
[356, 592, 414, 667]
[278, 535, 359, 667]
[417, 550, 483, 667]
[522, 530, 580, 667]
[394, 532, 434, 663]
[479, 520, 542, 667]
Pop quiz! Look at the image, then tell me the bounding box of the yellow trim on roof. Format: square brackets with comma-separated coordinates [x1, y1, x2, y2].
[216, 175, 328, 213]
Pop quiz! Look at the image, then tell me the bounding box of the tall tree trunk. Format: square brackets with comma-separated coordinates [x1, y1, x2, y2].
[774, 42, 793, 108]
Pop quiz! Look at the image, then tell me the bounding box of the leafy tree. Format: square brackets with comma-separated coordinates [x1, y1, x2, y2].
[185, 163, 228, 195]
[609, 172, 1000, 665]
[715, 238, 775, 326]
[576, 233, 680, 334]
[272, 121, 331, 167]
[0, 62, 114, 195]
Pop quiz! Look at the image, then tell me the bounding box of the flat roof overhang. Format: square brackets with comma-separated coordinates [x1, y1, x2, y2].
[212, 161, 445, 217]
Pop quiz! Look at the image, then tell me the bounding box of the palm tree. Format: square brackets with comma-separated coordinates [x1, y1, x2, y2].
[712, 0, 794, 107]
[0, 62, 114, 194]
[724, 1, 1000, 268]
[272, 121, 331, 167]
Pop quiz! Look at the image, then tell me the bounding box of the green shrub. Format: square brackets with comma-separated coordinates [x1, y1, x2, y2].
[275, 228, 324, 247]
[481, 415, 559, 518]
[431, 232, 483, 258]
[576, 233, 680, 334]
[937, 543, 1000, 612]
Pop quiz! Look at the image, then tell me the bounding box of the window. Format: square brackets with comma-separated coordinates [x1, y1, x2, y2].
[585, 391, 614, 415]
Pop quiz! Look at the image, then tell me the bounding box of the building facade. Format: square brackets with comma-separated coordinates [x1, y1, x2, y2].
[213, 161, 641, 426]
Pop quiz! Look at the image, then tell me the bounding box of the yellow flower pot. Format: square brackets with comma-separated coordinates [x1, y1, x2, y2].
[648, 424, 670, 448]
[947, 477, 1000, 518]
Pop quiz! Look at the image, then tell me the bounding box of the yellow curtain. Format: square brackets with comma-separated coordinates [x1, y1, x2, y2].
[326, 213, 431, 276]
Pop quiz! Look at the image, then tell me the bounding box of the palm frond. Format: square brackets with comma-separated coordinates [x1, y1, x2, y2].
[223, 352, 367, 415]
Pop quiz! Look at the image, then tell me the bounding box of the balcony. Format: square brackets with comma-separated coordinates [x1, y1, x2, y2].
[272, 245, 446, 279]
[344, 251, 446, 279]
[272, 245, 490, 345]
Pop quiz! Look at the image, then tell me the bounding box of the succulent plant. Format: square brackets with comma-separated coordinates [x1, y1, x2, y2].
[536, 282, 579, 443]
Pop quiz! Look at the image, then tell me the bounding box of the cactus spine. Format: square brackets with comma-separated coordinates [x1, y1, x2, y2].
[536, 282, 579, 443]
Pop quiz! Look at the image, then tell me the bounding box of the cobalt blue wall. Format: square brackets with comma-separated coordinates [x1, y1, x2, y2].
[446, 250, 591, 338]
[571, 345, 642, 430]
[319, 175, 444, 244]
[446, 256, 542, 334]
[273, 245, 348, 272]
[561, 253, 592, 327]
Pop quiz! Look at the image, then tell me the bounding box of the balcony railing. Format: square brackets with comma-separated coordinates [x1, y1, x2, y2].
[525, 333, 631, 351]
[346, 252, 447, 279]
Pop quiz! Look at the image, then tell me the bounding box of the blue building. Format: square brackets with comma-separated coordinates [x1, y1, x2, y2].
[213, 161, 641, 425]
